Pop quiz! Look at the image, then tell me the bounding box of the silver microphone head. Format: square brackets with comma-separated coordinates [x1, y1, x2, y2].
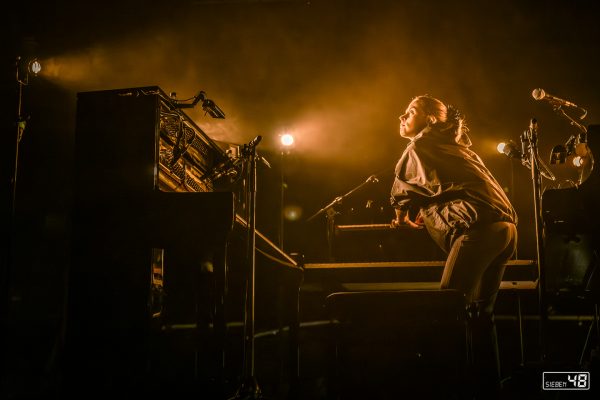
[367, 175, 379, 183]
[532, 88, 545, 100]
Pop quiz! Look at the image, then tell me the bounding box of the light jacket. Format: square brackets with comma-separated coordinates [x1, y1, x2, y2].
[390, 124, 517, 253]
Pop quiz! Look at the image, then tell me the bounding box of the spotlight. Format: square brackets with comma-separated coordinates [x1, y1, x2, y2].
[28, 58, 42, 76]
[12, 55, 42, 222]
[573, 156, 584, 167]
[498, 140, 522, 159]
[16, 56, 42, 85]
[280, 133, 294, 147]
[283, 205, 303, 221]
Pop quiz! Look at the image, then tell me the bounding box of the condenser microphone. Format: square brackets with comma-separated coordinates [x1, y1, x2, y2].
[249, 135, 262, 147]
[531, 88, 579, 108]
[367, 175, 379, 183]
[202, 99, 225, 119]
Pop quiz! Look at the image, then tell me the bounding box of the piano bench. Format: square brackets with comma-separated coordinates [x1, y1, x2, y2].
[324, 289, 470, 399]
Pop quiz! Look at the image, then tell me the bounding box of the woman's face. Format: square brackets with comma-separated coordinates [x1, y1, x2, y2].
[399, 100, 428, 138]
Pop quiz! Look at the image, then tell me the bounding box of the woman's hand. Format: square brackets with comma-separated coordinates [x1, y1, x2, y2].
[391, 209, 424, 229]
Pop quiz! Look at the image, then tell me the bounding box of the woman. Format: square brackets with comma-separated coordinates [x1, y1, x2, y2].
[390, 94, 517, 395]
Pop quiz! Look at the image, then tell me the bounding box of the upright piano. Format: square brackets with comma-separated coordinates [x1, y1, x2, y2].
[65, 86, 302, 395]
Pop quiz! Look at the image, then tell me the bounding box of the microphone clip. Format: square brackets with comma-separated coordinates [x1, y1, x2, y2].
[549, 144, 568, 165]
[366, 175, 379, 184]
[171, 90, 226, 119]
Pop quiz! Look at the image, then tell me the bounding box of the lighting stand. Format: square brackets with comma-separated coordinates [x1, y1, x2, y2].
[4, 58, 29, 320]
[11, 57, 30, 224]
[231, 136, 264, 400]
[279, 150, 285, 250]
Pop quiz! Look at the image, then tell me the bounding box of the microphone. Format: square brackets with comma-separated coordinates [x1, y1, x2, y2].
[367, 175, 379, 183]
[172, 90, 226, 118]
[259, 155, 271, 168]
[531, 88, 579, 108]
[248, 135, 262, 148]
[520, 131, 528, 160]
[202, 98, 225, 119]
[529, 117, 538, 131]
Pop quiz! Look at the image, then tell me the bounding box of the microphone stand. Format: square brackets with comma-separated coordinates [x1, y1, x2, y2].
[306, 174, 379, 261]
[171, 90, 226, 119]
[550, 103, 588, 133]
[521, 118, 552, 363]
[231, 136, 263, 400]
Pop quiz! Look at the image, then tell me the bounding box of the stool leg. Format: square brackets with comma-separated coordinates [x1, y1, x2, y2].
[326, 319, 339, 400]
[469, 308, 502, 398]
[517, 292, 525, 367]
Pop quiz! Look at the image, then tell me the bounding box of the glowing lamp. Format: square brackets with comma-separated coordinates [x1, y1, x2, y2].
[280, 133, 294, 147]
[283, 205, 303, 221]
[573, 156, 584, 167]
[28, 59, 42, 76]
[498, 140, 522, 159]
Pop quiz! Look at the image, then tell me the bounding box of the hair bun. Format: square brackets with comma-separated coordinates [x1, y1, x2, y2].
[446, 104, 462, 123]
[446, 104, 469, 133]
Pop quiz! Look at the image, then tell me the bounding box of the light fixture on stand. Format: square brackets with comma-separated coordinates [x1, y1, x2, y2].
[278, 132, 295, 250]
[12, 56, 42, 217]
[5, 55, 42, 334]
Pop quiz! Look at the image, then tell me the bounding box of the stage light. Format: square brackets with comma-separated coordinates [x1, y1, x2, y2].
[278, 131, 296, 249]
[16, 56, 42, 85]
[498, 140, 522, 159]
[28, 58, 42, 76]
[281, 133, 294, 147]
[12, 55, 42, 222]
[283, 205, 303, 221]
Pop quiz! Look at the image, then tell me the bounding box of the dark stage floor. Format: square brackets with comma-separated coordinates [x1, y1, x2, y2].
[2, 282, 600, 399]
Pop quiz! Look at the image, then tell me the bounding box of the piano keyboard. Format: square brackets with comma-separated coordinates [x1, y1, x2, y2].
[302, 260, 538, 291]
[335, 223, 408, 233]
